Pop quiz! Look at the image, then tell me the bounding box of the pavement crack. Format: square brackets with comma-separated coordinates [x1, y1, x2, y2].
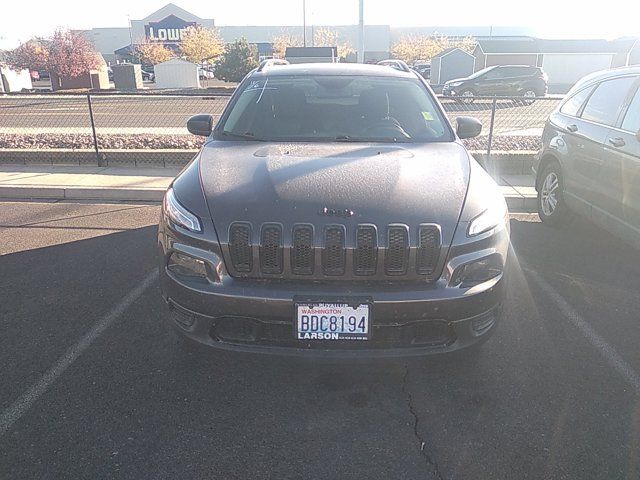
[402, 365, 445, 480]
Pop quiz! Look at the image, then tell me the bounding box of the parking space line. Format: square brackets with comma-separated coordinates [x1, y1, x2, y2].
[0, 270, 158, 437]
[525, 267, 640, 394]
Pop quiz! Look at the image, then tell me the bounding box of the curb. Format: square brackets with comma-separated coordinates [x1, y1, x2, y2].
[0, 185, 165, 202]
[505, 194, 537, 213]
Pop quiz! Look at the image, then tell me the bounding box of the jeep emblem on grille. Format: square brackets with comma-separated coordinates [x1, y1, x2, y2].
[319, 207, 355, 218]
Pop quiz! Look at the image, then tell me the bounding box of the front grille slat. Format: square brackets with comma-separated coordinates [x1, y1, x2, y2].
[229, 223, 252, 273]
[354, 225, 377, 275]
[416, 225, 441, 276]
[260, 224, 283, 274]
[291, 224, 314, 275]
[323, 226, 346, 275]
[385, 225, 409, 275]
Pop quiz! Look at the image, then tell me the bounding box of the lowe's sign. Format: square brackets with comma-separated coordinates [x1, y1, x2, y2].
[145, 15, 197, 43]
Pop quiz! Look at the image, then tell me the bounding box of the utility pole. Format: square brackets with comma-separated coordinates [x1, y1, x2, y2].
[358, 0, 364, 63]
[127, 15, 133, 52]
[627, 37, 639, 66]
[303, 0, 307, 47]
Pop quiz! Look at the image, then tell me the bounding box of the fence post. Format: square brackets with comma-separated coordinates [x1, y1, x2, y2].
[86, 93, 102, 167]
[487, 96, 497, 157]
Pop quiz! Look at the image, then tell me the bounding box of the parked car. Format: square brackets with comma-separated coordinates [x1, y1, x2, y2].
[412, 63, 431, 80]
[158, 61, 509, 357]
[442, 65, 548, 101]
[198, 66, 215, 80]
[376, 59, 411, 72]
[141, 69, 154, 82]
[534, 66, 640, 248]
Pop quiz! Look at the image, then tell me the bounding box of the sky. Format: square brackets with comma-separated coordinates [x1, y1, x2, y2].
[1, 0, 639, 49]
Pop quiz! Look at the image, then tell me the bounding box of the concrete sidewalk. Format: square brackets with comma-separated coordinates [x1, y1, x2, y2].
[0, 166, 179, 202]
[0, 165, 537, 211]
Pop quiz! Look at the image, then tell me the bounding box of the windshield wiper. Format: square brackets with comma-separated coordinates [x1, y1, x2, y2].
[218, 131, 265, 141]
[334, 135, 411, 143]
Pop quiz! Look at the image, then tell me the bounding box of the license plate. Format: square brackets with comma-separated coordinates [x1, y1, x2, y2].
[295, 301, 370, 341]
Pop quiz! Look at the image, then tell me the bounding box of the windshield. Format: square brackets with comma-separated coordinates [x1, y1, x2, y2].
[216, 75, 452, 143]
[466, 66, 497, 79]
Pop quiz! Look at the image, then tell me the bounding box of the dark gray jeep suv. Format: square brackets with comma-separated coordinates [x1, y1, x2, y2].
[158, 62, 510, 357]
[534, 67, 640, 248]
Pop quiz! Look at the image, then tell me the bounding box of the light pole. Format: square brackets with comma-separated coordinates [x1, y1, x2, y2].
[626, 37, 640, 66]
[303, 0, 307, 47]
[358, 0, 364, 62]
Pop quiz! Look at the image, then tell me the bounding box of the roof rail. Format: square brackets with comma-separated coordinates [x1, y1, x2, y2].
[257, 59, 290, 72]
[376, 59, 412, 73]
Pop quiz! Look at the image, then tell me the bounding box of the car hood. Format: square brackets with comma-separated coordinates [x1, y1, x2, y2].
[199, 141, 470, 246]
[445, 77, 468, 85]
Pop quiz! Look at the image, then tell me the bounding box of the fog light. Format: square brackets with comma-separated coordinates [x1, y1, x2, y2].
[471, 311, 496, 334]
[450, 254, 502, 288]
[168, 252, 208, 279]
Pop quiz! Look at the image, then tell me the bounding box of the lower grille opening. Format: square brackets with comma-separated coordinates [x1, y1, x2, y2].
[208, 317, 454, 349]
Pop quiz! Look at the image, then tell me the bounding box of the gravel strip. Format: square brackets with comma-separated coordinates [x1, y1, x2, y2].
[0, 133, 541, 152]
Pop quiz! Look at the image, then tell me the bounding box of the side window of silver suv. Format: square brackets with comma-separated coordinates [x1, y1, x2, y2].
[580, 76, 637, 127]
[621, 86, 640, 133]
[560, 86, 593, 117]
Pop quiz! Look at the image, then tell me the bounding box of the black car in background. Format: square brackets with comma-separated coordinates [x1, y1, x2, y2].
[412, 63, 431, 80]
[534, 66, 640, 248]
[442, 65, 548, 101]
[158, 61, 510, 357]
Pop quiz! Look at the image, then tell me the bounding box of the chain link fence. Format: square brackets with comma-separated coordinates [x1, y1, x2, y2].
[0, 92, 561, 167]
[438, 96, 561, 153]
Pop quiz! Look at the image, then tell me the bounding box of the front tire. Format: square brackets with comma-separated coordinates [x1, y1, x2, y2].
[537, 162, 570, 226]
[458, 89, 475, 104]
[519, 89, 537, 106]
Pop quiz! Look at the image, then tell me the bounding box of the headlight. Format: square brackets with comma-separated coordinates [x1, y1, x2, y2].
[448, 81, 463, 87]
[163, 188, 202, 233]
[468, 205, 506, 237]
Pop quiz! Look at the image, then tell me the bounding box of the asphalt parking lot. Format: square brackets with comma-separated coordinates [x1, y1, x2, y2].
[1, 200, 640, 479]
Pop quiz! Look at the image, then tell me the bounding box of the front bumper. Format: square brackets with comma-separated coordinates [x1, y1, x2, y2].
[160, 262, 505, 358]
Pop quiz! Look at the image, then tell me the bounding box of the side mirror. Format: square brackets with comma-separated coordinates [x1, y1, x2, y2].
[636, 129, 640, 142]
[187, 114, 214, 137]
[456, 116, 483, 139]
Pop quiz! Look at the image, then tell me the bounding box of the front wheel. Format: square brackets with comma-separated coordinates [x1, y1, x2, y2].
[518, 89, 537, 106]
[537, 162, 570, 226]
[458, 89, 475, 104]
